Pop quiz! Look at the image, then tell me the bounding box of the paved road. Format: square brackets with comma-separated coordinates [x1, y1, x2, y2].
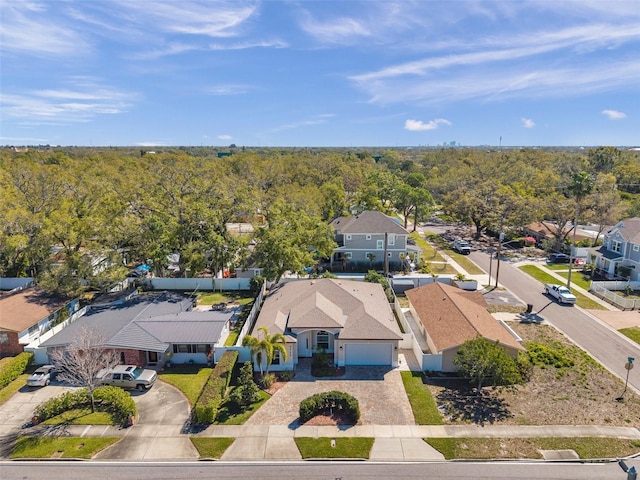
[1, 460, 637, 480]
[470, 250, 640, 395]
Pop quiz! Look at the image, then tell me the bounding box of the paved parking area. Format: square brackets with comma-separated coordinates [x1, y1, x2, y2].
[245, 359, 415, 427]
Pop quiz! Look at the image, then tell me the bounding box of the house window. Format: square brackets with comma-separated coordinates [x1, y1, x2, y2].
[344, 252, 352, 259]
[346, 234, 352, 241]
[634, 245, 639, 252]
[366, 234, 372, 240]
[612, 240, 622, 253]
[388, 234, 395, 246]
[272, 350, 280, 365]
[376, 240, 384, 249]
[316, 331, 330, 350]
[173, 344, 207, 354]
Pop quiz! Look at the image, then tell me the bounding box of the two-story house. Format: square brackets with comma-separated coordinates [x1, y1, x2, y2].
[329, 211, 420, 272]
[592, 217, 640, 281]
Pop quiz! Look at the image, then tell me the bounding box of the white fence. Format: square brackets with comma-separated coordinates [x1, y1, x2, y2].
[234, 281, 266, 346]
[590, 283, 640, 310]
[144, 277, 251, 291]
[24, 306, 89, 364]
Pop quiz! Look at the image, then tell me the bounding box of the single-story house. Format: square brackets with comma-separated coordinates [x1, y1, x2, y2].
[41, 291, 236, 366]
[0, 287, 77, 358]
[406, 282, 524, 372]
[249, 278, 402, 370]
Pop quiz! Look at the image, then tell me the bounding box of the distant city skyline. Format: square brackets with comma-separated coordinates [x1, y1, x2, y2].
[1, 1, 638, 147]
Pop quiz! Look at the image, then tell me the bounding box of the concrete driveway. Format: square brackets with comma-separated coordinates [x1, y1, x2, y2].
[245, 360, 415, 427]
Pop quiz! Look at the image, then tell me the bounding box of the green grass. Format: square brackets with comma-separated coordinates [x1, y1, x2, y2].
[190, 437, 235, 458]
[425, 437, 640, 460]
[159, 365, 212, 406]
[295, 437, 374, 459]
[0, 373, 28, 404]
[400, 371, 443, 425]
[214, 389, 270, 425]
[550, 270, 592, 291]
[518, 265, 606, 310]
[225, 331, 239, 346]
[409, 233, 445, 262]
[11, 436, 119, 459]
[619, 327, 640, 345]
[42, 408, 116, 425]
[196, 291, 254, 307]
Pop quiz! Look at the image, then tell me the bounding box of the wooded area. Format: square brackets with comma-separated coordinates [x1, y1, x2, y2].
[1, 146, 639, 297]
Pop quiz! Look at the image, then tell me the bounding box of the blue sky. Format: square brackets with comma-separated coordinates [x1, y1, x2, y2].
[1, 0, 639, 147]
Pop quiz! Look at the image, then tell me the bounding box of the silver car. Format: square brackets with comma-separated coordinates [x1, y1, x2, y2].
[26, 365, 56, 387]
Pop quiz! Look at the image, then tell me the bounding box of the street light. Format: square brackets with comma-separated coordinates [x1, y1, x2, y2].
[617, 356, 635, 401]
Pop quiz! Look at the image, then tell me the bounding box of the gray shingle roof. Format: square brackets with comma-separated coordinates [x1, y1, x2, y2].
[253, 278, 402, 342]
[41, 292, 229, 352]
[611, 217, 640, 243]
[330, 211, 408, 235]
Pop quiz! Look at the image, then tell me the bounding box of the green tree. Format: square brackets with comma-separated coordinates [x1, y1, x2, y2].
[242, 326, 288, 378]
[452, 336, 522, 396]
[229, 361, 260, 406]
[566, 171, 594, 289]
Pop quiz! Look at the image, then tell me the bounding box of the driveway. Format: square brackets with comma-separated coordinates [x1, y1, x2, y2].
[245, 360, 415, 427]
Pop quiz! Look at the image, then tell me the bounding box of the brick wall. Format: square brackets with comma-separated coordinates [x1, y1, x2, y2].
[0, 331, 25, 358]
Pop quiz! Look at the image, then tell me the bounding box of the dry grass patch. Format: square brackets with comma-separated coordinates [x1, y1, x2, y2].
[427, 323, 640, 426]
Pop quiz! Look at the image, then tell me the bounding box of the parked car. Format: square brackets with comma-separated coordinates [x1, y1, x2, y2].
[544, 284, 577, 304]
[548, 253, 571, 264]
[453, 239, 471, 254]
[26, 365, 56, 387]
[97, 365, 157, 391]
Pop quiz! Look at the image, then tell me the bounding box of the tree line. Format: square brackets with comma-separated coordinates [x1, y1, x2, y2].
[1, 146, 638, 297]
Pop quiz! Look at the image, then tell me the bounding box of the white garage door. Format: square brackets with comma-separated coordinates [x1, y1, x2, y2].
[344, 343, 392, 366]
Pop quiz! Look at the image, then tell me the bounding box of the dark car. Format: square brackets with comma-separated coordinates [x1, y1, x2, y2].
[548, 253, 571, 264]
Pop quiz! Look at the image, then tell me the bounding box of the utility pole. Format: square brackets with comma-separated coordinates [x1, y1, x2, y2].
[495, 231, 504, 288]
[383, 232, 389, 277]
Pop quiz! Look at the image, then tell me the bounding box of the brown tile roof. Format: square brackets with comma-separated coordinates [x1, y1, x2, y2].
[0, 288, 69, 333]
[330, 210, 408, 235]
[406, 282, 523, 352]
[253, 278, 402, 341]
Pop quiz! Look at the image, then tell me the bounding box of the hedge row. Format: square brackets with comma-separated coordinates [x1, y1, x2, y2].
[34, 386, 136, 424]
[0, 352, 33, 390]
[299, 390, 360, 423]
[193, 350, 238, 424]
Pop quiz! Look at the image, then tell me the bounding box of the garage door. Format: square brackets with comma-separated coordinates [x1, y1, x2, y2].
[344, 343, 392, 366]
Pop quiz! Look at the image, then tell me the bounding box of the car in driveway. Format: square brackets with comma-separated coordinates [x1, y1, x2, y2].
[26, 365, 56, 387]
[97, 365, 157, 391]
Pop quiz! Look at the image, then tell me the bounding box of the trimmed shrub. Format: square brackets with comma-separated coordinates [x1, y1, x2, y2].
[0, 352, 33, 390]
[33, 385, 136, 424]
[299, 391, 360, 424]
[193, 350, 238, 424]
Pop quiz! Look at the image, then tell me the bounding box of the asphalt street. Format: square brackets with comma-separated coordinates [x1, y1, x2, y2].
[470, 250, 640, 395]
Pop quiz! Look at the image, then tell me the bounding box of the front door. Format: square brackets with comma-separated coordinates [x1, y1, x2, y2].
[298, 332, 311, 357]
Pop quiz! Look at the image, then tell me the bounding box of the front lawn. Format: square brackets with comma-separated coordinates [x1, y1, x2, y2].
[0, 374, 28, 404]
[42, 408, 115, 425]
[11, 436, 119, 459]
[214, 389, 270, 425]
[518, 265, 605, 309]
[409, 233, 445, 262]
[295, 437, 374, 459]
[619, 327, 640, 345]
[159, 366, 212, 406]
[425, 437, 640, 460]
[400, 371, 443, 425]
[190, 437, 235, 458]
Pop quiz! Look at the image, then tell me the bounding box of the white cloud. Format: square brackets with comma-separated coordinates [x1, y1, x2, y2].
[270, 113, 335, 133]
[404, 119, 452, 131]
[218, 134, 233, 140]
[521, 118, 535, 128]
[602, 109, 626, 120]
[299, 14, 371, 44]
[206, 84, 253, 96]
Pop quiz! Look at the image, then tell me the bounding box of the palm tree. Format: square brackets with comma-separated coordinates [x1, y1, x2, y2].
[567, 171, 594, 289]
[242, 326, 288, 378]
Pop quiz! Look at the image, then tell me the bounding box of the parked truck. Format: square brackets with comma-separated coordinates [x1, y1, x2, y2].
[453, 239, 471, 255]
[97, 365, 157, 391]
[544, 284, 576, 304]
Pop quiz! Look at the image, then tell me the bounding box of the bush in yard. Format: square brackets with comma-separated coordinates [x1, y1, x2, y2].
[34, 386, 136, 424]
[228, 362, 260, 407]
[0, 352, 33, 390]
[193, 350, 238, 423]
[261, 373, 276, 389]
[299, 391, 360, 423]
